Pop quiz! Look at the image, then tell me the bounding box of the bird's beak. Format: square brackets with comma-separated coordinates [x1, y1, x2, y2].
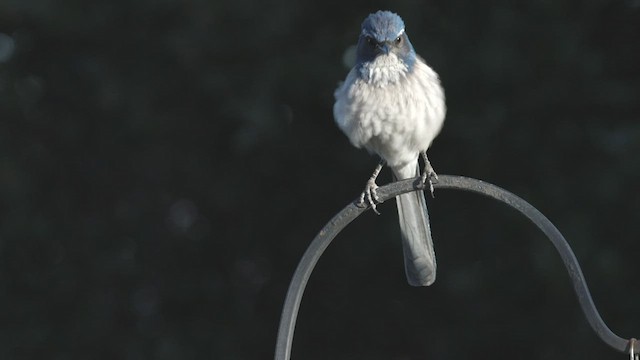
[376, 43, 391, 55]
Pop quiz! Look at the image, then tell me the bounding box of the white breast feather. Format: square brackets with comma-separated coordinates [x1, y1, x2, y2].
[333, 54, 446, 168]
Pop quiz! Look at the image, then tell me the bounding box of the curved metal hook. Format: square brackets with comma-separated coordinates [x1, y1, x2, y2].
[274, 175, 635, 359]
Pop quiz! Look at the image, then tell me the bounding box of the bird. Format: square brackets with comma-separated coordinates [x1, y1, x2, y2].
[333, 10, 446, 286]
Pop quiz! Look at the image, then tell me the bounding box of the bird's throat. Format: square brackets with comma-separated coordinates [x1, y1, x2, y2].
[358, 54, 409, 86]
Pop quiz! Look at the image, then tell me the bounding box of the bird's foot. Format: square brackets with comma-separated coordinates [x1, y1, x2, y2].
[358, 161, 385, 215]
[359, 178, 382, 215]
[421, 168, 438, 197]
[420, 152, 438, 197]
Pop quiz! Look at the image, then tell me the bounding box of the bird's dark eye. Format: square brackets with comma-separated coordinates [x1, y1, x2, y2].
[366, 36, 376, 47]
[395, 36, 402, 44]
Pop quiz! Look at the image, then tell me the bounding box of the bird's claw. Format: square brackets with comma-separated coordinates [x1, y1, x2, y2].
[420, 152, 438, 197]
[421, 168, 438, 198]
[359, 179, 382, 215]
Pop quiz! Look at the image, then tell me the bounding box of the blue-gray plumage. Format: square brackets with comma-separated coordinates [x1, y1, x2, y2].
[334, 11, 446, 286]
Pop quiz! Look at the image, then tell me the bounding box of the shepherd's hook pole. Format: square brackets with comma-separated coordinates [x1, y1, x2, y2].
[275, 175, 636, 359]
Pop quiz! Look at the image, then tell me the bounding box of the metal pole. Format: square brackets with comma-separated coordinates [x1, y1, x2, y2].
[274, 175, 635, 359]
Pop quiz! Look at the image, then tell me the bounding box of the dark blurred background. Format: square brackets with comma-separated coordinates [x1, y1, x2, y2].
[1, 0, 639, 359]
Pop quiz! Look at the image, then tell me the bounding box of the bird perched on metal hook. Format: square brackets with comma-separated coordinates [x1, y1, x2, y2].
[333, 10, 446, 286]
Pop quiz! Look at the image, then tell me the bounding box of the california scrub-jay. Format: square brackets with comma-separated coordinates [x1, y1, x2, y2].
[333, 10, 446, 286]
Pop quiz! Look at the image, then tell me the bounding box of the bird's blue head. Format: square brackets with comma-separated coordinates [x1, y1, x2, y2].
[355, 11, 417, 69]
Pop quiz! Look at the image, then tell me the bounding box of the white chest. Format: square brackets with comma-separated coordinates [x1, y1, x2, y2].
[333, 55, 446, 167]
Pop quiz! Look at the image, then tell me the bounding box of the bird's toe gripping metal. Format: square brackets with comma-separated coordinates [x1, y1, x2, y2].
[420, 152, 438, 197]
[359, 179, 381, 215]
[358, 161, 385, 215]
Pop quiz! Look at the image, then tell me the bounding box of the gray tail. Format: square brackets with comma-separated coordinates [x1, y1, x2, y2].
[392, 161, 437, 286]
